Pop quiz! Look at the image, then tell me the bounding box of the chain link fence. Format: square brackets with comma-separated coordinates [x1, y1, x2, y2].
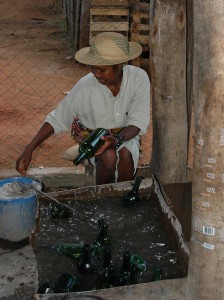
[0, 0, 151, 171]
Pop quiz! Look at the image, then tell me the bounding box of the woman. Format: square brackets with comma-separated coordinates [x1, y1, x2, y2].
[16, 32, 150, 184]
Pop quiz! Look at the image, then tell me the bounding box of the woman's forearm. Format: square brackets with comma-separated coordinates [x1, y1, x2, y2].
[118, 125, 140, 141]
[25, 122, 55, 152]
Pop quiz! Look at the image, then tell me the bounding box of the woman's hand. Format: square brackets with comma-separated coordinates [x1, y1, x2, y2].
[16, 148, 33, 176]
[15, 122, 54, 176]
[94, 135, 118, 156]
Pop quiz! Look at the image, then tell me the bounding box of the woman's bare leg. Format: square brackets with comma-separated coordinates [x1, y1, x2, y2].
[117, 147, 135, 182]
[95, 149, 117, 184]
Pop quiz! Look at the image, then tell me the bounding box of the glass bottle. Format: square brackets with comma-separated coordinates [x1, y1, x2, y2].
[53, 242, 84, 259]
[37, 282, 54, 294]
[122, 250, 132, 285]
[122, 272, 131, 286]
[122, 176, 144, 205]
[89, 218, 111, 266]
[116, 274, 126, 287]
[95, 218, 111, 247]
[50, 204, 70, 219]
[54, 273, 80, 293]
[130, 254, 147, 273]
[105, 263, 117, 288]
[122, 250, 131, 274]
[89, 241, 103, 265]
[103, 245, 112, 269]
[96, 268, 106, 289]
[78, 243, 96, 273]
[151, 266, 163, 282]
[130, 264, 138, 284]
[73, 128, 108, 165]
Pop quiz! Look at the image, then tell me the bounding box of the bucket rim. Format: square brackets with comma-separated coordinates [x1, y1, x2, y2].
[0, 176, 42, 201]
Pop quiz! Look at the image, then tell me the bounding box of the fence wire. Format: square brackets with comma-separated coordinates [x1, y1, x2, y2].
[0, 0, 151, 170]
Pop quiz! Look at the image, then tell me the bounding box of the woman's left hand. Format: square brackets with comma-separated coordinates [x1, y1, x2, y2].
[94, 135, 117, 156]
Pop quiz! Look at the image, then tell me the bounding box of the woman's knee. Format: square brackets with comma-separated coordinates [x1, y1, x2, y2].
[117, 147, 135, 181]
[96, 149, 117, 171]
[118, 147, 133, 164]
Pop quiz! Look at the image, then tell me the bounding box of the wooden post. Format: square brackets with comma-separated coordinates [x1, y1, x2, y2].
[150, 0, 188, 183]
[79, 0, 91, 48]
[186, 0, 193, 141]
[129, 1, 150, 73]
[186, 1, 224, 298]
[130, 11, 141, 67]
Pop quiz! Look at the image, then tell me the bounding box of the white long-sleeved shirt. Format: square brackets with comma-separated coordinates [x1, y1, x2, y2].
[45, 65, 150, 135]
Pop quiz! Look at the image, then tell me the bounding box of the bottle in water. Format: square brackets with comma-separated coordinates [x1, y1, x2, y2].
[122, 176, 144, 205]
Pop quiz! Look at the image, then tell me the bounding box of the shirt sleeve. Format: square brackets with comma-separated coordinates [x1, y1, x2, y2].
[44, 84, 81, 134]
[126, 68, 150, 135]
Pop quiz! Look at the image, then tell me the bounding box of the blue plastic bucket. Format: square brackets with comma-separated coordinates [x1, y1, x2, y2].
[0, 177, 42, 242]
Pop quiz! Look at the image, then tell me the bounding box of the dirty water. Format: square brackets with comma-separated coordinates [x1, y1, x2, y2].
[34, 194, 186, 293]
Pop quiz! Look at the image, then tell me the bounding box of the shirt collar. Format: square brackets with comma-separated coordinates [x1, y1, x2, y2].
[94, 66, 128, 97]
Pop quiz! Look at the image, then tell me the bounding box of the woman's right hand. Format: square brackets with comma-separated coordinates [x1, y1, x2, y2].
[16, 149, 33, 176]
[15, 122, 55, 176]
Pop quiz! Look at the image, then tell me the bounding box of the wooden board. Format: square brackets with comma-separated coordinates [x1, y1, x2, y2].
[90, 8, 129, 16]
[91, 0, 129, 7]
[137, 2, 150, 13]
[90, 7, 129, 44]
[90, 22, 129, 32]
[130, 9, 150, 72]
[130, 11, 150, 46]
[129, 1, 150, 13]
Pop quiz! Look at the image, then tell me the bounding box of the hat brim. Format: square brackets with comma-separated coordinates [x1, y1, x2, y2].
[75, 42, 142, 66]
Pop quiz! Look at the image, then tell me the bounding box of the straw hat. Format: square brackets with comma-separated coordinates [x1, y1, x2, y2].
[75, 32, 142, 66]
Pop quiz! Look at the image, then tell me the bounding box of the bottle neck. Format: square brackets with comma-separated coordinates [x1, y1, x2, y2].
[131, 176, 144, 193]
[103, 246, 112, 268]
[82, 244, 91, 261]
[123, 251, 131, 272]
[130, 265, 138, 284]
[73, 151, 87, 165]
[151, 267, 162, 281]
[96, 220, 109, 244]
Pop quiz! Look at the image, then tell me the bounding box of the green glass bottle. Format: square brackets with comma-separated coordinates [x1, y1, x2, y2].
[122, 176, 144, 205]
[122, 250, 132, 285]
[89, 241, 103, 265]
[122, 250, 131, 274]
[96, 268, 106, 289]
[54, 273, 80, 293]
[105, 263, 117, 288]
[151, 266, 163, 282]
[53, 242, 84, 259]
[78, 243, 96, 273]
[73, 128, 108, 165]
[122, 272, 131, 286]
[130, 254, 147, 273]
[103, 245, 112, 269]
[95, 218, 111, 247]
[116, 274, 126, 287]
[37, 282, 54, 294]
[50, 204, 70, 219]
[130, 264, 138, 284]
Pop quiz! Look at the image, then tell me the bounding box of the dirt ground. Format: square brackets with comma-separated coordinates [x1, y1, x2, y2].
[0, 0, 152, 172]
